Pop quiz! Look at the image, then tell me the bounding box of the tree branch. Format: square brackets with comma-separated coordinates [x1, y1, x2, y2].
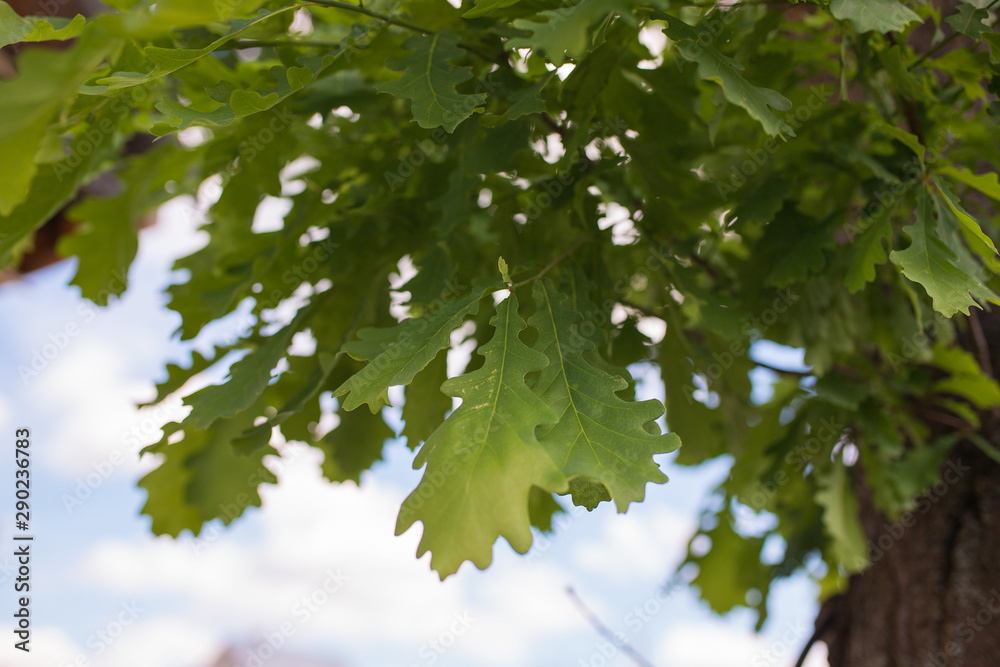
[923, 409, 976, 433]
[307, 0, 433, 34]
[567, 586, 657, 667]
[968, 310, 994, 379]
[752, 360, 811, 378]
[231, 39, 344, 48]
[277, 2, 498, 61]
[908, 0, 1000, 70]
[510, 236, 589, 288]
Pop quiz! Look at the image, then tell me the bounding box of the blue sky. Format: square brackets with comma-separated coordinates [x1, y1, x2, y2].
[0, 195, 827, 667]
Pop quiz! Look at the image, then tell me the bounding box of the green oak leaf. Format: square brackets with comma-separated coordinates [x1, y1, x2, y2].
[463, 0, 521, 18]
[829, 0, 921, 33]
[233, 352, 339, 454]
[768, 221, 833, 287]
[139, 348, 226, 408]
[319, 407, 395, 483]
[402, 244, 456, 306]
[690, 519, 771, 615]
[185, 301, 318, 428]
[0, 107, 118, 266]
[530, 280, 678, 512]
[946, 3, 989, 39]
[396, 291, 567, 578]
[139, 401, 278, 537]
[0, 28, 109, 215]
[0, 2, 85, 49]
[508, 0, 635, 66]
[877, 123, 925, 170]
[657, 12, 794, 138]
[114, 0, 268, 38]
[984, 32, 1000, 61]
[846, 218, 892, 292]
[153, 61, 331, 133]
[931, 345, 1000, 409]
[333, 280, 494, 412]
[938, 165, 1000, 201]
[527, 486, 565, 532]
[816, 461, 869, 572]
[375, 31, 486, 133]
[401, 349, 452, 449]
[138, 423, 204, 536]
[878, 46, 931, 102]
[507, 79, 549, 119]
[932, 175, 998, 255]
[58, 144, 201, 305]
[889, 189, 997, 316]
[565, 476, 612, 511]
[94, 7, 301, 93]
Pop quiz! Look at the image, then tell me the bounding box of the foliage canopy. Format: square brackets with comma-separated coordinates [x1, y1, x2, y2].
[3, 0, 1000, 623]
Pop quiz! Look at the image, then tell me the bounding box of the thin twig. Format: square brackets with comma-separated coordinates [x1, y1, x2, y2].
[964, 311, 999, 421]
[752, 360, 811, 377]
[307, 0, 433, 33]
[231, 39, 343, 48]
[262, 2, 495, 60]
[510, 236, 589, 288]
[686, 253, 720, 283]
[566, 586, 658, 667]
[923, 409, 976, 432]
[968, 310, 994, 378]
[455, 40, 499, 63]
[794, 594, 842, 667]
[888, 35, 925, 144]
[908, 0, 1000, 70]
[540, 112, 568, 140]
[620, 299, 660, 318]
[793, 635, 818, 667]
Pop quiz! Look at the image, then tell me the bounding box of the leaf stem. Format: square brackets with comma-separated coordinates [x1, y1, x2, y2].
[753, 360, 811, 377]
[306, 0, 434, 34]
[270, 2, 498, 61]
[510, 236, 589, 288]
[231, 39, 344, 48]
[908, 0, 1000, 70]
[923, 408, 976, 432]
[968, 309, 994, 379]
[620, 299, 660, 318]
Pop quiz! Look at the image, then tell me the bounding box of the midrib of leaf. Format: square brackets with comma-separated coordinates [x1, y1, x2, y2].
[536, 285, 631, 473]
[397, 308, 464, 379]
[426, 32, 442, 111]
[537, 286, 590, 453]
[957, 10, 977, 34]
[335, 282, 489, 411]
[464, 296, 513, 497]
[915, 195, 940, 280]
[913, 192, 970, 289]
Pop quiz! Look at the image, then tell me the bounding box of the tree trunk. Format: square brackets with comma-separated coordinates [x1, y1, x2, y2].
[819, 313, 1000, 667]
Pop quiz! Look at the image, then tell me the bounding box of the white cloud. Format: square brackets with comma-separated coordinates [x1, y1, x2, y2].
[462, 564, 583, 664]
[28, 338, 182, 478]
[572, 502, 695, 581]
[0, 624, 81, 667]
[79, 445, 465, 653]
[74, 444, 634, 667]
[0, 394, 9, 432]
[99, 617, 222, 667]
[138, 197, 209, 267]
[656, 619, 828, 667]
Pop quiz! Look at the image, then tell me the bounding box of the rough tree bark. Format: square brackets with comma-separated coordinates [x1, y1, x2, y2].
[817, 312, 1000, 667]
